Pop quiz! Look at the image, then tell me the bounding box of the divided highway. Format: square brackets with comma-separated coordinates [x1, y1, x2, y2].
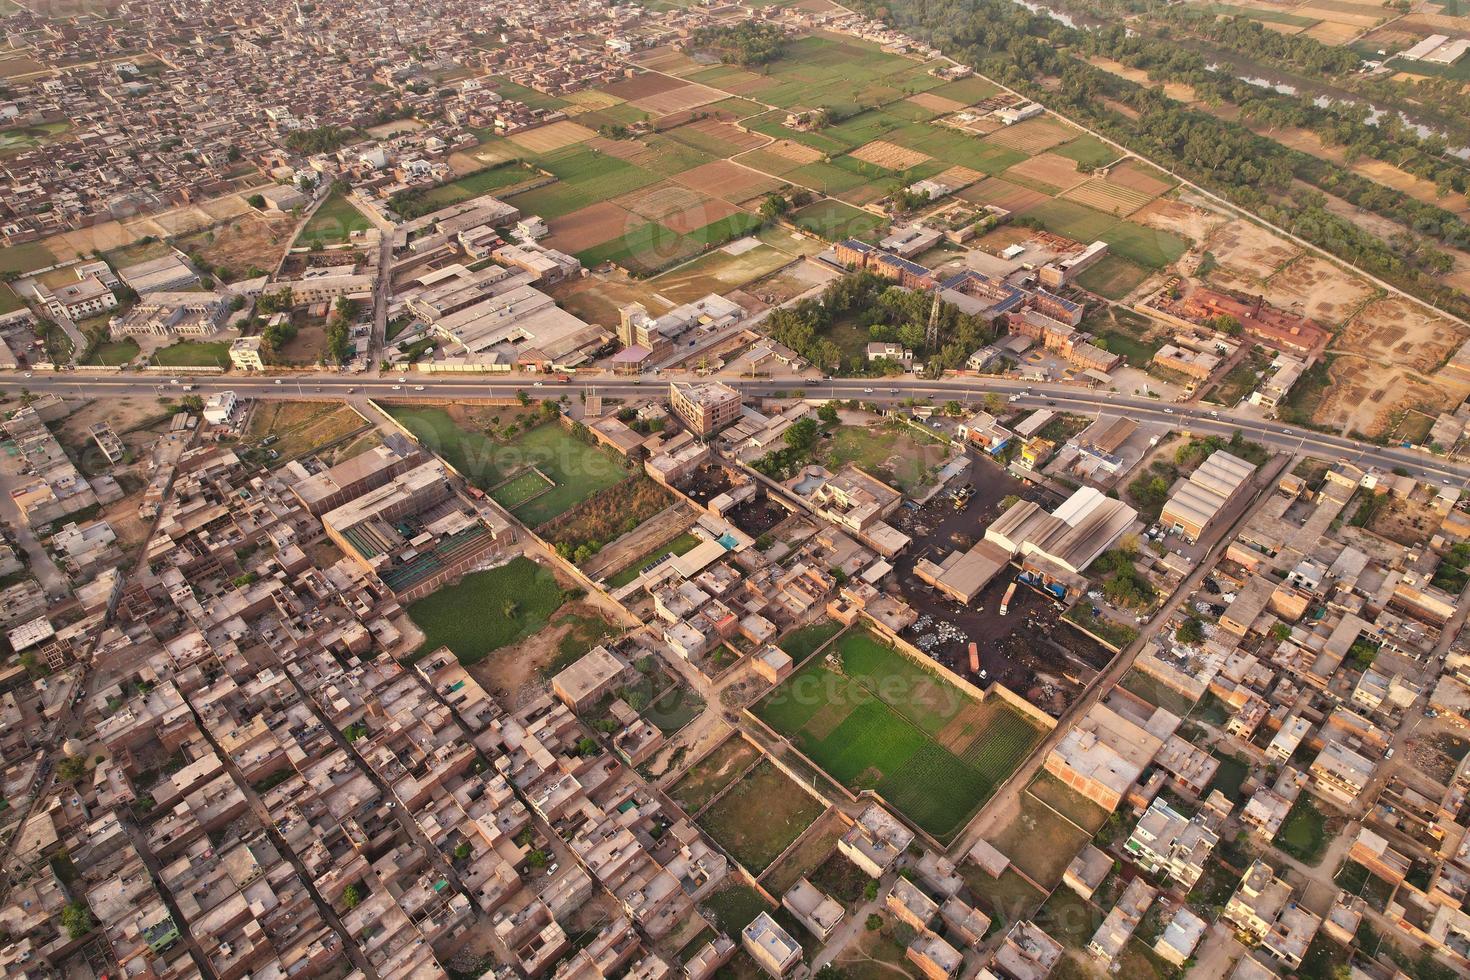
[3, 371, 1466, 487]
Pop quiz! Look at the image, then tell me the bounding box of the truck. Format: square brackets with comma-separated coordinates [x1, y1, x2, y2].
[968, 643, 980, 674]
[1000, 581, 1017, 616]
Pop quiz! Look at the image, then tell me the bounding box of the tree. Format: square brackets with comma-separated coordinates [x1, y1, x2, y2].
[784, 417, 819, 455]
[342, 884, 363, 910]
[61, 901, 94, 939]
[453, 842, 472, 860]
[247, 193, 265, 209]
[57, 756, 89, 782]
[759, 193, 790, 223]
[863, 880, 879, 901]
[817, 402, 839, 425]
[516, 389, 531, 407]
[527, 849, 549, 869]
[576, 737, 599, 756]
[1175, 618, 1205, 645]
[865, 914, 883, 932]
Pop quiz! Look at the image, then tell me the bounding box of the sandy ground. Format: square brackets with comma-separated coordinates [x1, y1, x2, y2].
[1204, 217, 1301, 283]
[1259, 254, 1378, 328]
[1132, 195, 1227, 245]
[466, 600, 619, 707]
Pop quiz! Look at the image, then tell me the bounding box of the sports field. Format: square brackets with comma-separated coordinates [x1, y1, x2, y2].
[756, 627, 1045, 838]
[299, 191, 370, 245]
[384, 405, 628, 525]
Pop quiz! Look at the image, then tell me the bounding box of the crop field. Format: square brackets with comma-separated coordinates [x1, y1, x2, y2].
[545, 202, 638, 254]
[757, 628, 1045, 838]
[984, 117, 1077, 154]
[673, 159, 787, 203]
[507, 146, 663, 219]
[505, 120, 597, 154]
[1004, 152, 1087, 194]
[1060, 177, 1156, 217]
[647, 239, 793, 303]
[959, 177, 1050, 214]
[663, 117, 766, 156]
[407, 557, 565, 664]
[395, 161, 541, 216]
[697, 759, 826, 872]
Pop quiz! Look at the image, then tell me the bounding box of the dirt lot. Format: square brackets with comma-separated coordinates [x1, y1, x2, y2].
[1204, 217, 1301, 284]
[673, 160, 787, 204]
[545, 202, 639, 253]
[1316, 356, 1470, 438]
[550, 274, 668, 328]
[176, 213, 296, 277]
[506, 121, 597, 154]
[1339, 296, 1467, 374]
[467, 600, 619, 706]
[1260, 254, 1377, 328]
[1133, 195, 1227, 245]
[243, 401, 372, 462]
[745, 258, 842, 305]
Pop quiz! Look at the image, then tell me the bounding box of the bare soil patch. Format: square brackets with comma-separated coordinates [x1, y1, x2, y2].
[1106, 158, 1175, 197]
[630, 82, 726, 116]
[850, 139, 932, 170]
[506, 120, 598, 154]
[908, 91, 968, 114]
[1261, 255, 1376, 328]
[603, 72, 686, 101]
[673, 160, 787, 203]
[958, 176, 1049, 214]
[1339, 296, 1467, 374]
[1003, 152, 1086, 193]
[1205, 217, 1301, 283]
[984, 117, 1076, 154]
[545, 201, 640, 253]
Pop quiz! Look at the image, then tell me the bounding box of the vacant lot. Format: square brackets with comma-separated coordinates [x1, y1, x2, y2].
[545, 201, 639, 254]
[1075, 254, 1152, 300]
[669, 736, 762, 813]
[245, 401, 368, 463]
[407, 557, 565, 664]
[824, 423, 950, 495]
[698, 759, 826, 872]
[757, 628, 1044, 838]
[761, 808, 848, 896]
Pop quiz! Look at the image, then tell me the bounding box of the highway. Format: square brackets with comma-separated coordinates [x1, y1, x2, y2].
[5, 369, 1468, 486]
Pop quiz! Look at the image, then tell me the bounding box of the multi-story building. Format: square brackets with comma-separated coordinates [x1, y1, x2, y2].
[37, 275, 117, 320]
[669, 380, 742, 436]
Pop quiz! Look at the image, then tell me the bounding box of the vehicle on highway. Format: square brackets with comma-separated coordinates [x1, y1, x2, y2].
[556, 374, 572, 383]
[863, 388, 873, 394]
[533, 381, 544, 387]
[414, 385, 425, 391]
[392, 385, 402, 391]
[398, 376, 408, 383]
[170, 378, 180, 384]
[274, 379, 283, 385]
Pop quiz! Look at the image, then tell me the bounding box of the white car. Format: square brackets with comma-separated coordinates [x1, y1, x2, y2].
[391, 385, 402, 391]
[1163, 408, 1174, 414]
[398, 376, 408, 383]
[22, 372, 30, 378]
[533, 381, 544, 387]
[863, 388, 873, 394]
[273, 379, 283, 385]
[414, 385, 425, 391]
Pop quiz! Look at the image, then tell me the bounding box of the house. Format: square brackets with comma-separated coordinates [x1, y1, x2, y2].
[742, 912, 801, 977]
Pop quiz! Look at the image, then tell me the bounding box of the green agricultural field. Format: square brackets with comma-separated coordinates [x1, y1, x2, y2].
[757, 628, 1045, 838]
[508, 146, 662, 219]
[152, 341, 231, 368]
[299, 191, 371, 246]
[1052, 134, 1118, 168]
[576, 221, 697, 276]
[407, 556, 565, 663]
[605, 530, 703, 588]
[790, 199, 883, 242]
[0, 121, 69, 156]
[697, 759, 826, 872]
[483, 77, 568, 112]
[1024, 198, 1121, 243]
[384, 405, 629, 525]
[1100, 220, 1188, 269]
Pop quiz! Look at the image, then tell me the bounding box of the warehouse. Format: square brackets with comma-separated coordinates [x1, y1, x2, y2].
[1160, 450, 1255, 543]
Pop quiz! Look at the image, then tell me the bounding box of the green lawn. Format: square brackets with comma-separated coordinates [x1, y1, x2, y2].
[83, 339, 141, 367]
[385, 406, 628, 525]
[152, 341, 231, 368]
[1052, 134, 1119, 168]
[1074, 254, 1151, 300]
[605, 530, 703, 588]
[757, 627, 1044, 838]
[406, 557, 564, 664]
[299, 191, 371, 246]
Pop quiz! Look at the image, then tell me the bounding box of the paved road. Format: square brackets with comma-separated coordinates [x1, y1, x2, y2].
[5, 371, 1467, 485]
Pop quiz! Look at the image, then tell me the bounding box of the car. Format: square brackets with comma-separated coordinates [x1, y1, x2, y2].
[274, 379, 283, 385]
[1046, 400, 1056, 406]
[1281, 428, 1290, 434]
[1209, 411, 1219, 418]
[170, 378, 180, 385]
[391, 385, 402, 391]
[1444, 478, 1452, 485]
[533, 381, 544, 387]
[1164, 408, 1174, 414]
[863, 388, 874, 394]
[347, 386, 356, 394]
[889, 388, 897, 395]
[1385, 748, 1395, 759]
[414, 385, 425, 391]
[22, 371, 31, 378]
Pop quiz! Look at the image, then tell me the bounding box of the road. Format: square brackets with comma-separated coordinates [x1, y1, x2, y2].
[5, 371, 1467, 486]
